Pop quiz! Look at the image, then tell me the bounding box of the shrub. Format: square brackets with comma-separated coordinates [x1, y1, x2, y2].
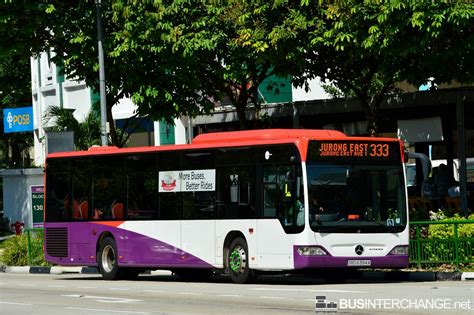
[1, 230, 49, 266]
[412, 214, 474, 269]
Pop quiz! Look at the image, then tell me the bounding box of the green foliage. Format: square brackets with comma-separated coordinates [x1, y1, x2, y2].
[1, 231, 49, 266]
[428, 214, 474, 239]
[268, 0, 474, 135]
[43, 105, 101, 150]
[411, 214, 474, 270]
[1, 0, 473, 137]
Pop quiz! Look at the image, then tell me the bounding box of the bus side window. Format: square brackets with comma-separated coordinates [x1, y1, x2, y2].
[216, 165, 256, 219]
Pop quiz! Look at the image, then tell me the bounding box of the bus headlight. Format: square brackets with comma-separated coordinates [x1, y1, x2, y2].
[297, 246, 327, 256]
[388, 245, 408, 255]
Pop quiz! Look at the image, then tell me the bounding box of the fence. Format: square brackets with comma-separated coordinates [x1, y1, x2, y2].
[22, 223, 474, 269]
[410, 220, 474, 270]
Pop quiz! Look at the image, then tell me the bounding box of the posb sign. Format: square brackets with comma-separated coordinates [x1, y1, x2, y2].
[3, 107, 34, 133]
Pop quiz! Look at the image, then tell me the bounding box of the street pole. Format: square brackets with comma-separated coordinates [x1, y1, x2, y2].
[96, 0, 108, 146]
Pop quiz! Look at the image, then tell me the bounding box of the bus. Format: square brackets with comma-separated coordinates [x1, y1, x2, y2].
[44, 129, 409, 283]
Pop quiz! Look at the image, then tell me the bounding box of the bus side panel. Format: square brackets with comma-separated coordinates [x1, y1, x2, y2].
[89, 222, 125, 265]
[69, 222, 89, 264]
[45, 222, 94, 266]
[215, 220, 257, 269]
[256, 219, 295, 270]
[121, 221, 214, 268]
[181, 220, 216, 265]
[44, 222, 125, 267]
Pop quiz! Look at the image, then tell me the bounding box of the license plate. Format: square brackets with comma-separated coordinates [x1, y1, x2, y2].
[347, 259, 371, 266]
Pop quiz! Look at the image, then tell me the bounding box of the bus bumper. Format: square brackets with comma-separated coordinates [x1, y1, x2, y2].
[293, 246, 409, 269]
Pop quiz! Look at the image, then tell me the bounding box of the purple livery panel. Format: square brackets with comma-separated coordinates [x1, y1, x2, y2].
[44, 222, 213, 268]
[293, 245, 409, 269]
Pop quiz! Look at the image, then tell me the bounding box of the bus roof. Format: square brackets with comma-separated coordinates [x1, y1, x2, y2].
[46, 129, 400, 159]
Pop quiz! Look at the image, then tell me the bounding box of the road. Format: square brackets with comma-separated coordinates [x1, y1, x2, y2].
[0, 272, 473, 314]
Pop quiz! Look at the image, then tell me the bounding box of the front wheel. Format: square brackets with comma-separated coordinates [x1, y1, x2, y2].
[98, 237, 121, 280]
[228, 237, 255, 284]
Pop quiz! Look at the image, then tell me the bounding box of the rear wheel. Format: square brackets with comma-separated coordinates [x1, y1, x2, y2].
[98, 237, 121, 280]
[228, 237, 255, 284]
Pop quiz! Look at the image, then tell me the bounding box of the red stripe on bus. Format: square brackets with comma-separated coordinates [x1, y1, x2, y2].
[92, 221, 124, 228]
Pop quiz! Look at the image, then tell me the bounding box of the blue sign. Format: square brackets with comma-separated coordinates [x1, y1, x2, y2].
[3, 107, 34, 133]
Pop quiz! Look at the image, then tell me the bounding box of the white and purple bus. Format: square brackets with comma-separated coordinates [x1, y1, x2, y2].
[44, 129, 409, 283]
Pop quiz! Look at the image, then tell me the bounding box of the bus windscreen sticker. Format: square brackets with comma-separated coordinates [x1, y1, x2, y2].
[159, 169, 216, 193]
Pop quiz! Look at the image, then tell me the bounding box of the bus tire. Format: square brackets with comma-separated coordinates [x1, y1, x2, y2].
[228, 237, 255, 284]
[98, 237, 121, 280]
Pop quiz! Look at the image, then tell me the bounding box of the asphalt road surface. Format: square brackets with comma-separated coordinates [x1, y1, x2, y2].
[0, 272, 473, 314]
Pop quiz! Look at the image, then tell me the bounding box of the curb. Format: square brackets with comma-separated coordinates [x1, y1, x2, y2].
[2, 266, 98, 275]
[0, 267, 472, 281]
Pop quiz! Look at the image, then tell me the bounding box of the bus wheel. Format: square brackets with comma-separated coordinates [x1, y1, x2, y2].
[98, 237, 121, 280]
[228, 237, 255, 284]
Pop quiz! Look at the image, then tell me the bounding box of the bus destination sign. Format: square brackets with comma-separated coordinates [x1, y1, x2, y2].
[308, 140, 400, 162]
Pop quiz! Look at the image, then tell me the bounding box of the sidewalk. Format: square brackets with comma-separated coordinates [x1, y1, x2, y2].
[1, 265, 473, 281]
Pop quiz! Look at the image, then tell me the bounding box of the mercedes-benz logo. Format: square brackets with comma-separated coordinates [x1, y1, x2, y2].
[355, 245, 364, 255]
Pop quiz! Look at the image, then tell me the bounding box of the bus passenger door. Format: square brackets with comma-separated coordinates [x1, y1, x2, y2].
[257, 163, 300, 270]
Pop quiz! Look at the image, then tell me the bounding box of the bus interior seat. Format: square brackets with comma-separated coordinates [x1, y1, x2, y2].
[112, 202, 124, 219]
[79, 200, 89, 219]
[73, 199, 81, 219]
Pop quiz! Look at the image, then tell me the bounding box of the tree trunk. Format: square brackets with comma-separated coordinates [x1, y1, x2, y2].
[235, 101, 249, 130]
[360, 95, 379, 137]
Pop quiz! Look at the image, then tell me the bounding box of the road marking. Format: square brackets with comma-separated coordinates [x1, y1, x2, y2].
[259, 296, 286, 300]
[62, 294, 141, 304]
[0, 301, 33, 306]
[250, 288, 367, 293]
[109, 287, 130, 291]
[143, 290, 164, 293]
[47, 285, 66, 288]
[65, 307, 148, 314]
[217, 294, 242, 298]
[18, 283, 37, 287]
[77, 286, 97, 289]
[178, 292, 203, 296]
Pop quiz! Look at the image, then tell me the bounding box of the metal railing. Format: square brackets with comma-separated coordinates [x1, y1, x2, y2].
[410, 220, 474, 270]
[22, 222, 474, 270]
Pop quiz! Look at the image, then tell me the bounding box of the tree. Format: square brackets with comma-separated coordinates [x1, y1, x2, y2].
[0, 51, 35, 168]
[43, 105, 101, 151]
[292, 1, 473, 135]
[0, 1, 50, 167]
[112, 1, 295, 129]
[42, 1, 136, 147]
[243, 1, 473, 135]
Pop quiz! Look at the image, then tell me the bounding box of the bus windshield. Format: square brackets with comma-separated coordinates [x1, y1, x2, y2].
[307, 164, 407, 233]
[306, 140, 407, 233]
